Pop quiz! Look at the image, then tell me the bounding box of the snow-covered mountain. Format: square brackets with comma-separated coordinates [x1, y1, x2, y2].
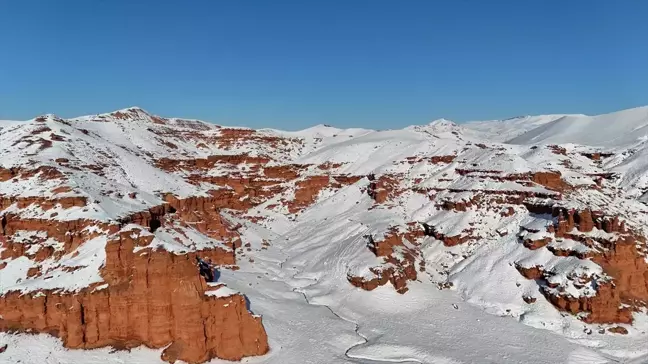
[1, 106, 648, 364]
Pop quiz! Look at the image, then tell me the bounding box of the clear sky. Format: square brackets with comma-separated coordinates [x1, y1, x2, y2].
[1, 1, 646, 129]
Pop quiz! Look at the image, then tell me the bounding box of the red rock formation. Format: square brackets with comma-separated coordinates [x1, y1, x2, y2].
[0, 195, 87, 211]
[0, 229, 268, 363]
[287, 175, 363, 213]
[453, 169, 570, 192]
[607, 326, 628, 334]
[515, 264, 545, 280]
[348, 223, 427, 293]
[530, 171, 571, 192]
[317, 162, 344, 170]
[367, 225, 426, 257]
[541, 282, 634, 324]
[591, 237, 648, 308]
[164, 195, 242, 249]
[581, 152, 614, 161]
[348, 262, 417, 294]
[1, 215, 116, 259]
[522, 236, 551, 250]
[402, 155, 455, 165]
[348, 246, 419, 294]
[214, 128, 302, 152]
[0, 166, 65, 182]
[548, 145, 567, 155]
[288, 176, 331, 213]
[331, 175, 364, 187]
[516, 209, 648, 324]
[263, 165, 306, 180]
[367, 174, 401, 203]
[420, 223, 476, 247]
[156, 154, 272, 173]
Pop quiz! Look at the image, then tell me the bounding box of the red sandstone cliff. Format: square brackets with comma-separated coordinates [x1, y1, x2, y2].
[0, 228, 268, 363]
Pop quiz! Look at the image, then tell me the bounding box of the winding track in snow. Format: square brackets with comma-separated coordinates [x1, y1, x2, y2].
[291, 281, 421, 364]
[276, 245, 422, 364]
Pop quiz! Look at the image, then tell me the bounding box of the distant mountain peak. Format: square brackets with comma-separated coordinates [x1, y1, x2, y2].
[107, 106, 151, 118]
[428, 118, 457, 127]
[500, 115, 528, 122]
[70, 106, 167, 124]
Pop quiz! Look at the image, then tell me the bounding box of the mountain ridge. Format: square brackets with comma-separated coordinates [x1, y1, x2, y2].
[1, 104, 648, 364]
[3, 104, 647, 139]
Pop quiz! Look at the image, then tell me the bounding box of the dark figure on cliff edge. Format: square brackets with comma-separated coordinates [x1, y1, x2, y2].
[196, 256, 216, 282]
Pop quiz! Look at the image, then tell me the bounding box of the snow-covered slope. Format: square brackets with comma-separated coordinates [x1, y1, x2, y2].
[501, 106, 648, 147]
[464, 114, 580, 142]
[2, 105, 648, 364]
[0, 119, 24, 131]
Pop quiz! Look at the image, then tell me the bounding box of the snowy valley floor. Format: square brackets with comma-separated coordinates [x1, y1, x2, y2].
[2, 225, 648, 364]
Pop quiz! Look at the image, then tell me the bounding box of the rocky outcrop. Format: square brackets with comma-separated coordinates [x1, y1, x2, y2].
[515, 264, 545, 280]
[522, 295, 537, 304]
[367, 225, 426, 257]
[400, 155, 456, 165]
[288, 176, 331, 213]
[607, 326, 628, 334]
[349, 223, 427, 293]
[348, 260, 417, 294]
[163, 195, 242, 249]
[157, 154, 363, 214]
[1, 215, 116, 259]
[425, 187, 560, 213]
[367, 174, 401, 204]
[0, 195, 87, 211]
[348, 244, 420, 294]
[214, 128, 301, 152]
[0, 166, 65, 182]
[580, 152, 614, 161]
[548, 145, 567, 155]
[516, 209, 648, 324]
[156, 154, 272, 173]
[0, 192, 274, 361]
[0, 229, 268, 363]
[454, 169, 570, 192]
[420, 223, 477, 247]
[286, 175, 364, 213]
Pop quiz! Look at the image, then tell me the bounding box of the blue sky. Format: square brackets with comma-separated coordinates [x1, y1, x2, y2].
[0, 1, 646, 129]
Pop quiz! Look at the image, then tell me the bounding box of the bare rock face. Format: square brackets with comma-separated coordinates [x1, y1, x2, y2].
[529, 171, 571, 192]
[0, 195, 87, 210]
[0, 166, 65, 182]
[1, 215, 116, 260]
[515, 264, 545, 280]
[288, 176, 331, 213]
[367, 174, 401, 204]
[516, 209, 648, 324]
[0, 183, 271, 362]
[607, 326, 629, 335]
[348, 223, 427, 293]
[0, 229, 268, 363]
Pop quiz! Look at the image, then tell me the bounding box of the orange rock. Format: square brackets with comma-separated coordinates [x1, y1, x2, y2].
[349, 223, 430, 293]
[517, 210, 648, 325]
[607, 326, 628, 334]
[0, 229, 267, 363]
[515, 264, 544, 280]
[367, 174, 401, 204]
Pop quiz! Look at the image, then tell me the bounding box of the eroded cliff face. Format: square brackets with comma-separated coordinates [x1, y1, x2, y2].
[0, 189, 270, 362]
[3, 106, 648, 355]
[516, 207, 648, 325]
[0, 228, 268, 363]
[348, 223, 427, 294]
[347, 145, 648, 329]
